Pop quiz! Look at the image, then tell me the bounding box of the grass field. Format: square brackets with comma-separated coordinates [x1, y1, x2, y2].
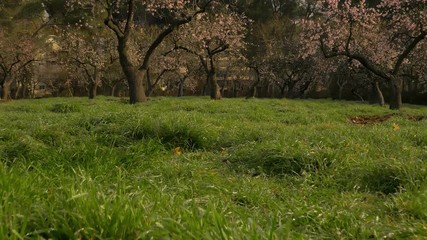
[1, 96, 427, 239]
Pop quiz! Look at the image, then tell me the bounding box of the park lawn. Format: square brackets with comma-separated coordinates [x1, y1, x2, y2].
[1, 96, 427, 239]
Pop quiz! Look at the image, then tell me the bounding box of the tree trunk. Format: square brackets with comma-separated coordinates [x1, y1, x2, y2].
[89, 70, 101, 99]
[352, 88, 364, 102]
[369, 80, 385, 106]
[88, 81, 96, 99]
[207, 71, 221, 100]
[118, 39, 147, 104]
[338, 85, 344, 100]
[67, 80, 74, 97]
[280, 86, 286, 99]
[220, 83, 225, 97]
[111, 84, 117, 97]
[126, 68, 147, 103]
[122, 67, 147, 104]
[22, 83, 28, 99]
[145, 68, 153, 97]
[14, 83, 22, 99]
[1, 82, 11, 100]
[178, 79, 185, 97]
[389, 77, 402, 110]
[287, 81, 297, 99]
[377, 84, 385, 107]
[233, 80, 240, 98]
[246, 71, 260, 99]
[268, 83, 276, 98]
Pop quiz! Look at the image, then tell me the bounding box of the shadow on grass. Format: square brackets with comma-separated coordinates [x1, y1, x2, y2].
[226, 143, 335, 177]
[74, 113, 205, 150]
[334, 162, 427, 195]
[125, 124, 206, 150]
[50, 103, 81, 113]
[360, 166, 402, 195]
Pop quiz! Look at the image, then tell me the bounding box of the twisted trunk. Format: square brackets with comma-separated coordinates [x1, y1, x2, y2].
[118, 39, 147, 104]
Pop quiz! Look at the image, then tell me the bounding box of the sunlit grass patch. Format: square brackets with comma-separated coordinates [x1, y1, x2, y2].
[0, 97, 426, 239]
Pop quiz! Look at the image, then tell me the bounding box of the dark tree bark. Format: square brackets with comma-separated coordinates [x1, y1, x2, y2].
[88, 81, 96, 99]
[207, 70, 221, 100]
[89, 69, 101, 99]
[389, 77, 403, 110]
[337, 78, 347, 100]
[233, 80, 240, 98]
[22, 83, 28, 98]
[286, 79, 299, 99]
[279, 84, 286, 98]
[201, 82, 208, 96]
[113, 33, 146, 103]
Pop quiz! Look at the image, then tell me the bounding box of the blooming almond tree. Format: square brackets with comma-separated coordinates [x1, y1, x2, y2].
[0, 30, 39, 100]
[302, 0, 427, 109]
[0, 0, 45, 99]
[59, 25, 118, 99]
[174, 6, 248, 99]
[67, 0, 215, 103]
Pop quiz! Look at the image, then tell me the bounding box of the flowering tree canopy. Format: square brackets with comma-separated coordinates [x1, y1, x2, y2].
[66, 0, 216, 103]
[0, 1, 47, 99]
[59, 25, 118, 98]
[173, 5, 248, 99]
[302, 0, 427, 109]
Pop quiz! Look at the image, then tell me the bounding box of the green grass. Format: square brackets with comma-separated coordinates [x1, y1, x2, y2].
[1, 96, 427, 239]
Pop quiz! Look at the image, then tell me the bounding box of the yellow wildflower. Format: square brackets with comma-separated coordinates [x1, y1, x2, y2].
[392, 123, 400, 131]
[172, 147, 182, 155]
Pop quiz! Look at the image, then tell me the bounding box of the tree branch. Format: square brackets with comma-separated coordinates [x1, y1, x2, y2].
[104, 1, 124, 39]
[320, 36, 390, 80]
[123, 0, 135, 39]
[17, 59, 37, 72]
[175, 45, 208, 72]
[138, 0, 214, 70]
[393, 31, 426, 75]
[345, 20, 353, 55]
[210, 44, 229, 56]
[31, 19, 54, 38]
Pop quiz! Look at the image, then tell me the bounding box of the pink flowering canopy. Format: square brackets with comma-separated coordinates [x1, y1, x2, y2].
[302, 0, 427, 78]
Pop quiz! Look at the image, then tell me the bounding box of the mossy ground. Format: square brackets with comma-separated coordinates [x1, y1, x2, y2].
[1, 97, 427, 239]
